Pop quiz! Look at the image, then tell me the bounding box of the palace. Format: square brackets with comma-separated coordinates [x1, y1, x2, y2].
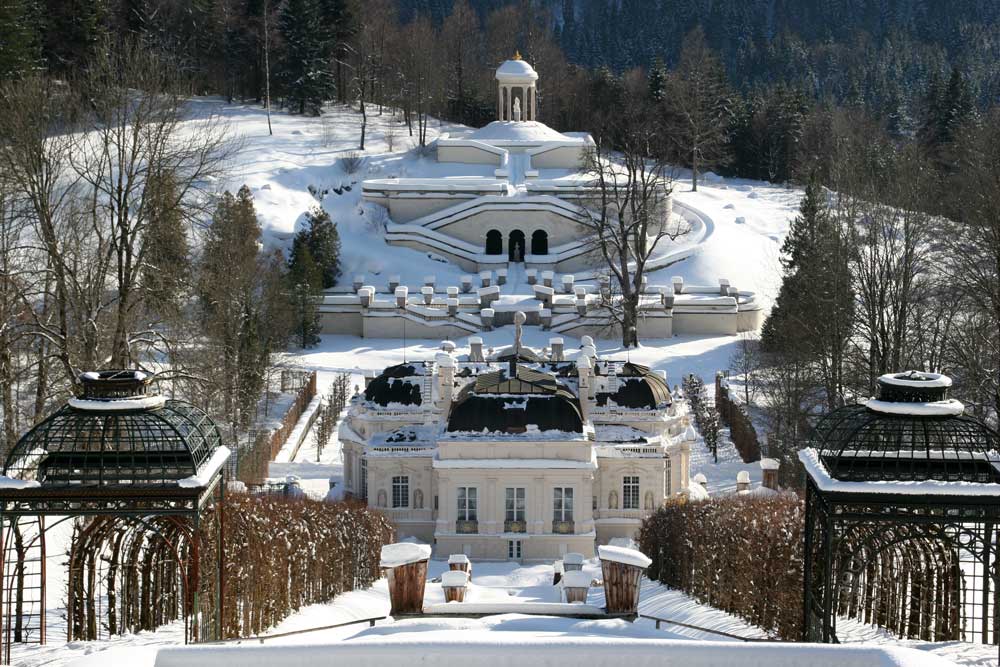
[339, 318, 696, 560]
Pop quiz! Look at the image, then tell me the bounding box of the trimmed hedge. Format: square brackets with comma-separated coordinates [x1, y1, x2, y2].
[639, 496, 804, 639]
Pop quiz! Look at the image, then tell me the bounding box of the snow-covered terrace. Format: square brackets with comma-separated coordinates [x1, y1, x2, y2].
[136, 558, 957, 667]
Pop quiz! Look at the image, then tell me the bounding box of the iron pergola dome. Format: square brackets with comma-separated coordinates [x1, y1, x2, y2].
[810, 371, 1000, 483]
[801, 371, 1000, 653]
[3, 370, 223, 487]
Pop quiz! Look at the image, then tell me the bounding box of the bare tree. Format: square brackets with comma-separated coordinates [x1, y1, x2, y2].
[941, 110, 1000, 419]
[72, 43, 235, 367]
[663, 27, 732, 191]
[729, 331, 762, 406]
[579, 99, 689, 348]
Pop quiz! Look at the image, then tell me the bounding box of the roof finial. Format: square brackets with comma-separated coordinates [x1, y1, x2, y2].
[513, 50, 522, 61]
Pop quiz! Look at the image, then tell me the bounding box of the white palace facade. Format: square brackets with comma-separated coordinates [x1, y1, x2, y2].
[339, 326, 696, 560]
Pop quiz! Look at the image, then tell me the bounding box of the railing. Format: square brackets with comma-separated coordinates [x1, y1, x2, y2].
[456, 520, 479, 534]
[594, 509, 649, 521]
[639, 614, 775, 642]
[504, 520, 527, 533]
[552, 520, 575, 534]
[203, 615, 387, 645]
[382, 508, 435, 522]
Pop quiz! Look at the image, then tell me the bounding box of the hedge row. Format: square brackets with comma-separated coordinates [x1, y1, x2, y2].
[199, 494, 394, 639]
[639, 496, 805, 639]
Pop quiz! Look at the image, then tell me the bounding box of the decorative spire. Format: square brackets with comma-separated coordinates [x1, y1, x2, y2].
[513, 50, 522, 61]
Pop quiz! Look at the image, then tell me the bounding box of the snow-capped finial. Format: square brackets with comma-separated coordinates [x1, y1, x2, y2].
[513, 50, 522, 60]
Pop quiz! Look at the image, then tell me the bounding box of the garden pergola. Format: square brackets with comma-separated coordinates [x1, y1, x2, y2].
[801, 371, 1000, 659]
[0, 370, 229, 663]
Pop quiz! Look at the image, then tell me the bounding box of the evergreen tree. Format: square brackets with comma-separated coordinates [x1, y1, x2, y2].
[200, 186, 270, 431]
[0, 0, 40, 80]
[287, 238, 322, 348]
[761, 178, 854, 408]
[647, 57, 666, 102]
[141, 170, 189, 317]
[41, 0, 107, 75]
[278, 0, 334, 115]
[291, 207, 342, 289]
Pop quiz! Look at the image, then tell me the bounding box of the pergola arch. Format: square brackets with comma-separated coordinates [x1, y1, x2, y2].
[802, 371, 1000, 658]
[0, 370, 228, 663]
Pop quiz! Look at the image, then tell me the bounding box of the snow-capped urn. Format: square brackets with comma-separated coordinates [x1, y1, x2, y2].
[865, 371, 965, 416]
[69, 369, 166, 411]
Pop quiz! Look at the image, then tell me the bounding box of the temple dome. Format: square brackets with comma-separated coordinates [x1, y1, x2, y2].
[595, 363, 672, 410]
[466, 120, 574, 143]
[496, 58, 538, 82]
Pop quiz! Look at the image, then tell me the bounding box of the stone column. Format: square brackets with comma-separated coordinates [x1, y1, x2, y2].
[531, 85, 537, 121]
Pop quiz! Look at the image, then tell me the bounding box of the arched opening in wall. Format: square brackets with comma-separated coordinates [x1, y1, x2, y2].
[531, 230, 548, 255]
[509, 230, 525, 262]
[486, 229, 503, 255]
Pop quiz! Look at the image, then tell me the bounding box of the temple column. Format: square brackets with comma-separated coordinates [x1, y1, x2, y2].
[531, 86, 537, 121]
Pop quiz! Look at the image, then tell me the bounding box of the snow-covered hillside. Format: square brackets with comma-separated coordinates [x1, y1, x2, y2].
[196, 99, 797, 313]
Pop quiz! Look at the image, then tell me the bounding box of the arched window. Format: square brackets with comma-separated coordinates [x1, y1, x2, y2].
[486, 229, 503, 255]
[508, 230, 525, 262]
[531, 230, 548, 255]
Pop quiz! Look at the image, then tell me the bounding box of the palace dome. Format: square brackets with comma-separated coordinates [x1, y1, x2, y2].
[364, 364, 424, 407]
[810, 371, 1000, 483]
[595, 363, 672, 410]
[496, 58, 538, 81]
[446, 366, 583, 434]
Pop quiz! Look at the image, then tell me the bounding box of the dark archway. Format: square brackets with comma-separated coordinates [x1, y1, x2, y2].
[531, 230, 548, 255]
[508, 230, 525, 262]
[485, 229, 502, 255]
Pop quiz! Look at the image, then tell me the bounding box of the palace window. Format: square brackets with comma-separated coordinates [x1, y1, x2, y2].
[458, 486, 478, 521]
[508, 539, 522, 560]
[360, 459, 368, 500]
[553, 487, 574, 522]
[505, 487, 526, 522]
[392, 475, 409, 508]
[623, 476, 640, 510]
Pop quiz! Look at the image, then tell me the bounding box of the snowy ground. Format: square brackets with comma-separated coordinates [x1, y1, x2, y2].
[45, 557, 991, 667]
[14, 102, 990, 666]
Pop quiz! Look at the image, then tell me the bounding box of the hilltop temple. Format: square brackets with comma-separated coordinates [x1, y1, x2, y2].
[339, 317, 697, 560]
[319, 56, 762, 340]
[362, 53, 620, 274]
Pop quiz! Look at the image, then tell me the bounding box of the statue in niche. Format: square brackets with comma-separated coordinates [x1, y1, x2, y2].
[513, 97, 522, 122]
[376, 489, 387, 508]
[645, 491, 655, 510]
[609, 490, 619, 510]
[414, 489, 424, 509]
